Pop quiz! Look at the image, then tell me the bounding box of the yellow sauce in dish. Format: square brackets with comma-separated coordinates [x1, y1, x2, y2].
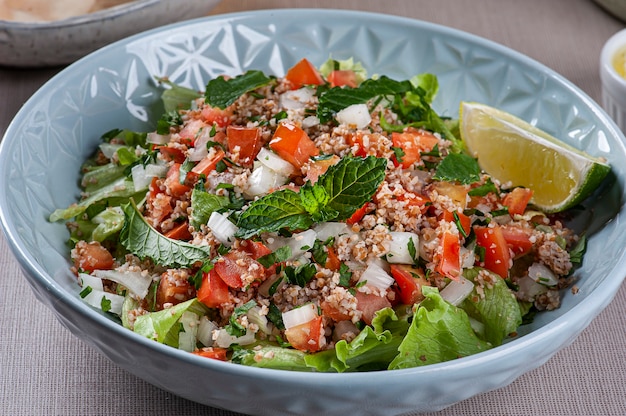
[0, 0, 131, 22]
[612, 45, 626, 79]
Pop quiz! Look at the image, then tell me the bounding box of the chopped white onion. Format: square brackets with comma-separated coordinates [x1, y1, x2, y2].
[336, 103, 371, 129]
[207, 211, 239, 246]
[99, 143, 125, 159]
[213, 328, 256, 348]
[244, 163, 288, 198]
[188, 128, 212, 161]
[279, 87, 315, 110]
[82, 288, 125, 315]
[267, 229, 317, 260]
[302, 115, 320, 128]
[131, 163, 168, 192]
[313, 222, 352, 242]
[146, 132, 170, 145]
[93, 269, 153, 299]
[528, 262, 559, 287]
[440, 276, 475, 306]
[517, 275, 549, 299]
[256, 147, 295, 177]
[197, 316, 217, 347]
[460, 246, 476, 269]
[145, 163, 168, 178]
[178, 311, 200, 352]
[358, 262, 394, 290]
[282, 303, 317, 330]
[79, 273, 104, 291]
[387, 232, 420, 264]
[247, 306, 271, 335]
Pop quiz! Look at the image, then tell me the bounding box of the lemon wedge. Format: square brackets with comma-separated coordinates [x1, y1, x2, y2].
[459, 101, 610, 213]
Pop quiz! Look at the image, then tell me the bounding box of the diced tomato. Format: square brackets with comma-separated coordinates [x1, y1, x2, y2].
[320, 300, 351, 322]
[346, 203, 369, 225]
[178, 119, 206, 144]
[192, 347, 228, 361]
[475, 225, 511, 278]
[396, 193, 431, 214]
[240, 240, 272, 260]
[284, 58, 324, 90]
[156, 271, 194, 309]
[439, 210, 471, 237]
[501, 225, 533, 257]
[157, 145, 186, 163]
[214, 250, 266, 289]
[430, 181, 469, 210]
[201, 106, 232, 127]
[284, 315, 325, 352]
[164, 221, 192, 241]
[269, 122, 319, 169]
[164, 163, 191, 197]
[355, 291, 392, 325]
[191, 148, 226, 177]
[197, 268, 231, 308]
[325, 246, 341, 271]
[391, 128, 439, 168]
[73, 241, 114, 272]
[327, 70, 358, 88]
[436, 231, 461, 280]
[390, 264, 430, 305]
[146, 181, 173, 224]
[304, 155, 340, 183]
[502, 187, 534, 216]
[226, 126, 262, 167]
[345, 132, 368, 157]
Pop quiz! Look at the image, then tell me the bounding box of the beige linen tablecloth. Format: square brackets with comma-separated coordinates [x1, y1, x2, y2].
[1, 0, 626, 415]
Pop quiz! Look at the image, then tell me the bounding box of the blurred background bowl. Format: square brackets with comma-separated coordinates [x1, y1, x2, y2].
[594, 0, 626, 21]
[0, 0, 222, 67]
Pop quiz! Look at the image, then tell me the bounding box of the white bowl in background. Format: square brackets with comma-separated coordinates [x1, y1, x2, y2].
[0, 0, 221, 67]
[600, 28, 626, 133]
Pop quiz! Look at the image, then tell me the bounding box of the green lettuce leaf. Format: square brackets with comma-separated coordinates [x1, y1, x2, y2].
[133, 298, 208, 347]
[461, 268, 523, 346]
[389, 287, 491, 369]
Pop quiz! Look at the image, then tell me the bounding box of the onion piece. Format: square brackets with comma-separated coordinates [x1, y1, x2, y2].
[188, 127, 212, 161]
[93, 269, 153, 299]
[178, 311, 200, 352]
[440, 276, 474, 306]
[247, 306, 271, 335]
[197, 316, 217, 347]
[517, 275, 549, 299]
[82, 288, 125, 315]
[279, 87, 315, 110]
[528, 262, 559, 287]
[99, 143, 125, 159]
[146, 132, 170, 145]
[256, 147, 295, 177]
[207, 211, 239, 246]
[336, 103, 371, 129]
[266, 229, 317, 260]
[282, 303, 317, 330]
[213, 328, 256, 348]
[313, 222, 352, 242]
[387, 232, 420, 264]
[79, 272, 104, 291]
[244, 163, 288, 198]
[357, 262, 394, 290]
[302, 115, 320, 128]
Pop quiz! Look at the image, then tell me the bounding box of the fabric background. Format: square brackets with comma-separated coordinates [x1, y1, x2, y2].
[1, 0, 626, 415]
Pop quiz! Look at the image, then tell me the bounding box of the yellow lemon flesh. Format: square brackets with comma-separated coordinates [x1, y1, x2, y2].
[459, 102, 610, 213]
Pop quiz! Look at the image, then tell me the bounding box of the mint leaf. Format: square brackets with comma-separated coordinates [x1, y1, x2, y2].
[257, 246, 292, 268]
[433, 153, 480, 185]
[190, 189, 231, 229]
[205, 70, 272, 109]
[119, 200, 211, 268]
[317, 155, 387, 220]
[235, 189, 313, 238]
[284, 263, 317, 287]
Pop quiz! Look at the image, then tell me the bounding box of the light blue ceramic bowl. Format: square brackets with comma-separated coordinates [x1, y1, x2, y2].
[1, 9, 625, 416]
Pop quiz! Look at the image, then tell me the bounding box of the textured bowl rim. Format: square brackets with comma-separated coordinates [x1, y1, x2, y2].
[1, 6, 626, 388]
[0, 0, 160, 28]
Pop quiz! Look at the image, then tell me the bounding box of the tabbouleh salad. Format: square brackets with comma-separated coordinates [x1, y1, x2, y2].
[50, 57, 594, 371]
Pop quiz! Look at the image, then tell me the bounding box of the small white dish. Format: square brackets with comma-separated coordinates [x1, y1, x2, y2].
[600, 28, 626, 133]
